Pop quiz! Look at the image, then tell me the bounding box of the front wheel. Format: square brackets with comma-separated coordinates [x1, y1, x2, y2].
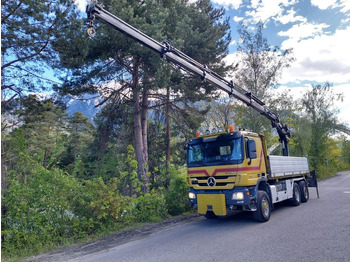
[253, 190, 271, 222]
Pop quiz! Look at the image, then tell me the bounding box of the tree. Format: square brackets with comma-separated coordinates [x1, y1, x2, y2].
[341, 139, 350, 168]
[202, 97, 236, 131]
[58, 112, 94, 176]
[1, 95, 68, 195]
[231, 22, 295, 135]
[52, 0, 231, 192]
[17, 95, 68, 169]
[1, 0, 77, 110]
[301, 82, 343, 171]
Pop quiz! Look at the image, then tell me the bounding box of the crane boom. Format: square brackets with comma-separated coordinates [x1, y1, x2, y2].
[86, 4, 291, 156]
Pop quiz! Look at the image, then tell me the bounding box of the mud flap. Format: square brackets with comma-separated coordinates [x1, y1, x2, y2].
[306, 169, 319, 198]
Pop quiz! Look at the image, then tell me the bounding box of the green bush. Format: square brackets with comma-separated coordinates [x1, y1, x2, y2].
[132, 191, 168, 222]
[165, 166, 191, 216]
[1, 164, 83, 256]
[1, 157, 191, 259]
[76, 177, 129, 232]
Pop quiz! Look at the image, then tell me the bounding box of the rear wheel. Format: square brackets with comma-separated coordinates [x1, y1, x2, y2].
[299, 180, 309, 203]
[289, 183, 301, 206]
[253, 190, 271, 222]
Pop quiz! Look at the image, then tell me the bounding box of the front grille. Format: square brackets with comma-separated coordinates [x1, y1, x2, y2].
[190, 175, 236, 189]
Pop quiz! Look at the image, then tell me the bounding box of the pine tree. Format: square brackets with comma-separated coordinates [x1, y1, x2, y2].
[52, 0, 231, 192]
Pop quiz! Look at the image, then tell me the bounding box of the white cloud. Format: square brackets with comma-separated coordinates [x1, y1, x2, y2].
[278, 22, 330, 45]
[233, 16, 244, 22]
[211, 0, 243, 9]
[243, 0, 298, 24]
[229, 40, 237, 46]
[75, 0, 87, 12]
[281, 25, 350, 84]
[245, 1, 283, 23]
[311, 0, 350, 13]
[274, 8, 307, 24]
[310, 0, 337, 10]
[338, 0, 350, 13]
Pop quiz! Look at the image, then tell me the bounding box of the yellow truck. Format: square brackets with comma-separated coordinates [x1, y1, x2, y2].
[186, 127, 317, 221]
[86, 5, 319, 222]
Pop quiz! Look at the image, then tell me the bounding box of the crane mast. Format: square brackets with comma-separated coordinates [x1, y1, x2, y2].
[86, 4, 291, 156]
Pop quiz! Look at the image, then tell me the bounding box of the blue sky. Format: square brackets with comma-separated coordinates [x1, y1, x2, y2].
[76, 0, 350, 127]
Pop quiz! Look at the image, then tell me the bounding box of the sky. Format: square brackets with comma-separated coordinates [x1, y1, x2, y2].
[76, 0, 350, 128]
[211, 0, 350, 128]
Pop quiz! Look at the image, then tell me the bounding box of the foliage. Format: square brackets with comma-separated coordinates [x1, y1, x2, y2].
[301, 83, 343, 171]
[52, 0, 231, 192]
[231, 22, 295, 144]
[76, 178, 127, 231]
[202, 97, 236, 132]
[165, 166, 192, 216]
[2, 161, 84, 256]
[1, 124, 191, 259]
[1, 0, 78, 111]
[132, 191, 168, 223]
[1, 151, 187, 259]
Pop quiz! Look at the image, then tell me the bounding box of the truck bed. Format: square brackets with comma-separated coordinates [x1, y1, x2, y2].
[267, 155, 309, 178]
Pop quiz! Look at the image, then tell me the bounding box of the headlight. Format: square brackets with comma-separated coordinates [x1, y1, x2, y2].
[188, 192, 196, 199]
[232, 192, 244, 200]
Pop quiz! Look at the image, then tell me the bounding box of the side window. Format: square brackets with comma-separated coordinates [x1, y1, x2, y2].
[188, 145, 203, 163]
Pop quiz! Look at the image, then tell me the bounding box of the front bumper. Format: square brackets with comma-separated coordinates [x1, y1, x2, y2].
[188, 187, 257, 216]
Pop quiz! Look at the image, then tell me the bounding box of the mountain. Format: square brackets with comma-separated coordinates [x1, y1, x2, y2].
[64, 94, 102, 120]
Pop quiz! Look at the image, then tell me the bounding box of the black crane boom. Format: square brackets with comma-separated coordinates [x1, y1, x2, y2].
[86, 4, 291, 156]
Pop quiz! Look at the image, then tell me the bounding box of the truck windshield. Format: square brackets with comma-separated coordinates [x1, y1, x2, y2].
[187, 137, 243, 167]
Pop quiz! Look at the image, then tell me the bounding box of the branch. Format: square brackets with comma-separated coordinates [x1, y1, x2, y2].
[1, 4, 71, 70]
[1, 37, 50, 70]
[1, 1, 22, 24]
[1, 93, 18, 108]
[10, 65, 62, 85]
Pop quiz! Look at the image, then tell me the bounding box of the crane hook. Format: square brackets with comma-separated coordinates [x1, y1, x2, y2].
[87, 20, 95, 37]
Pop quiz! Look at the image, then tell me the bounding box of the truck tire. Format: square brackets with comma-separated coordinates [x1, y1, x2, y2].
[205, 211, 217, 219]
[289, 183, 301, 206]
[253, 190, 271, 222]
[299, 180, 309, 203]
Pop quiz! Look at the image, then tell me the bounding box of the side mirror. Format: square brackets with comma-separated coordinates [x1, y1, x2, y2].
[246, 139, 257, 165]
[183, 144, 189, 150]
[248, 140, 257, 159]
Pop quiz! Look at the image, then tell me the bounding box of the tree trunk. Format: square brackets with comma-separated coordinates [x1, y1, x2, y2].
[165, 86, 171, 169]
[132, 60, 149, 193]
[141, 86, 149, 191]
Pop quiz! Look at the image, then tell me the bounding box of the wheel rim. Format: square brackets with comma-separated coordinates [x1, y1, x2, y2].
[262, 197, 270, 218]
[295, 187, 300, 202]
[304, 186, 308, 199]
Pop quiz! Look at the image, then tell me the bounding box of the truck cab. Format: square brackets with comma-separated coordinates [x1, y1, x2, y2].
[186, 127, 268, 217]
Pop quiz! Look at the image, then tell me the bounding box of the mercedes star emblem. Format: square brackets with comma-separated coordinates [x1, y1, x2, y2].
[207, 177, 216, 187]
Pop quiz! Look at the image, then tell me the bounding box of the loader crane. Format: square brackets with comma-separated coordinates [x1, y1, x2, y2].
[86, 4, 318, 222]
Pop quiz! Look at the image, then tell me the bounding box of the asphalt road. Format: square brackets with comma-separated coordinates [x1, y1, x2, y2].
[32, 171, 350, 262]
